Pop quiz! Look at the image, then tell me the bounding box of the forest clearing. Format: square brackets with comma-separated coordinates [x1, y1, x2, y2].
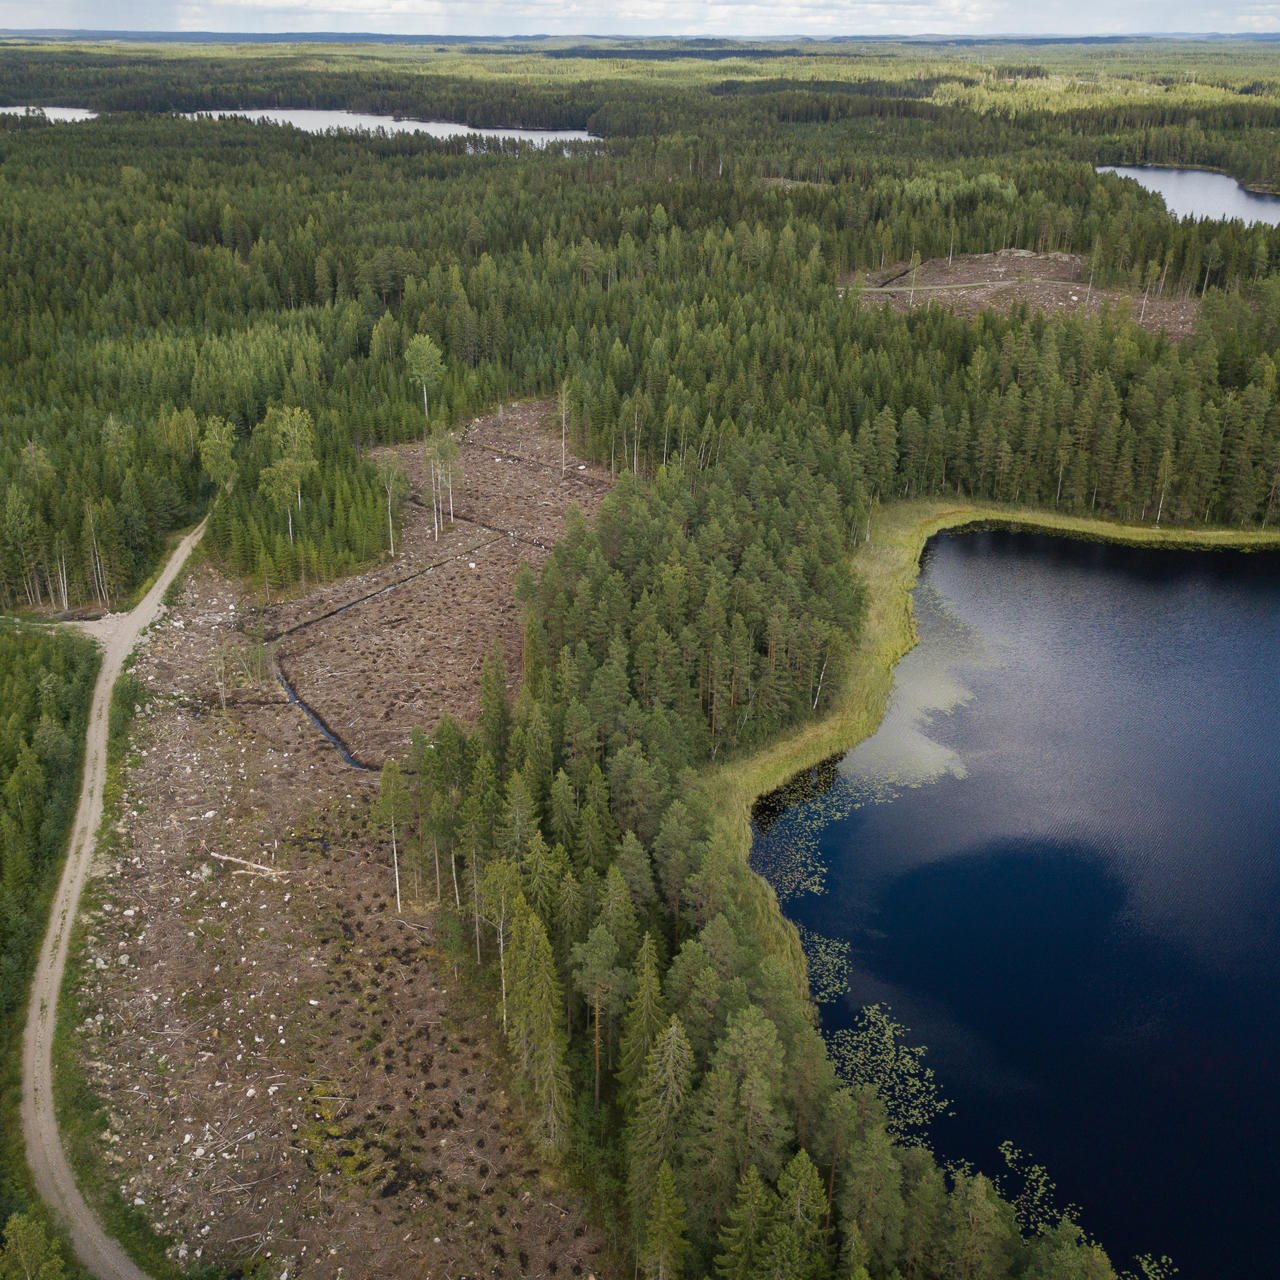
[57, 405, 609, 1279]
[849, 249, 1202, 337]
[266, 400, 612, 767]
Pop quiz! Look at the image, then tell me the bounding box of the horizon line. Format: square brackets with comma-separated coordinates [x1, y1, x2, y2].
[4, 28, 1280, 42]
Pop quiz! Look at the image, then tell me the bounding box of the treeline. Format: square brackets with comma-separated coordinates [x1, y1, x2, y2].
[0, 47, 605, 129]
[0, 627, 96, 1220]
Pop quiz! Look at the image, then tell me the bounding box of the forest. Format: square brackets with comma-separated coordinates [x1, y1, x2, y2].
[3, 34, 1280, 1279]
[0, 627, 96, 1223]
[3, 45, 1280, 609]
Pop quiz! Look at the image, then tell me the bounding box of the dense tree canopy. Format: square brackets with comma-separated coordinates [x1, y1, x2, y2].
[3, 42, 1280, 606]
[0, 628, 95, 1220]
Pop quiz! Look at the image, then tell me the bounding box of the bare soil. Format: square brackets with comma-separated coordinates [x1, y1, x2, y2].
[66, 401, 613, 1279]
[847, 249, 1200, 338]
[265, 400, 612, 766]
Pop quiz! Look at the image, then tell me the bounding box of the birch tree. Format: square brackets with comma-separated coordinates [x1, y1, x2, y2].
[405, 333, 444, 422]
[377, 459, 408, 557]
[376, 759, 410, 914]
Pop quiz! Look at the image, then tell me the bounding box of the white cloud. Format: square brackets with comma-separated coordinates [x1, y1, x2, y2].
[1, 0, 1277, 36]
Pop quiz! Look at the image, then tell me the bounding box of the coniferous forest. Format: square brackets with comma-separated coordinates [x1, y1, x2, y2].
[3, 34, 1280, 1280]
[0, 626, 95, 1216]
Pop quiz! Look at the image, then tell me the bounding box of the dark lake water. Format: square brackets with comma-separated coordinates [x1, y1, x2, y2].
[751, 529, 1280, 1279]
[1099, 164, 1280, 226]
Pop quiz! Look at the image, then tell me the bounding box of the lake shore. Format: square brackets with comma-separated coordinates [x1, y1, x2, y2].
[1099, 158, 1280, 198]
[708, 498, 1280, 887]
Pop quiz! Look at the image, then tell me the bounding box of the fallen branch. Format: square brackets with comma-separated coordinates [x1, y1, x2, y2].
[209, 852, 289, 880]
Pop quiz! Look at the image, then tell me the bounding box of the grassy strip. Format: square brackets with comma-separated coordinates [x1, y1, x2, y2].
[50, 670, 212, 1280]
[709, 496, 1280, 893]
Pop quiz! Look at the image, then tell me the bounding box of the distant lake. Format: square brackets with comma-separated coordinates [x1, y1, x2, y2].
[752, 529, 1280, 1279]
[182, 109, 597, 144]
[1099, 164, 1280, 226]
[0, 106, 97, 122]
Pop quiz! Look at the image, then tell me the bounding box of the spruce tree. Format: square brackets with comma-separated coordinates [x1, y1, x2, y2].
[642, 1162, 689, 1280]
[626, 1015, 694, 1244]
[770, 1148, 830, 1280]
[618, 931, 665, 1103]
[509, 901, 572, 1151]
[715, 1166, 778, 1280]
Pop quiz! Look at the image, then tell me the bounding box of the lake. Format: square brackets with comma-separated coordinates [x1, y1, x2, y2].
[1099, 164, 1280, 226]
[0, 106, 97, 122]
[751, 529, 1280, 1279]
[182, 108, 597, 144]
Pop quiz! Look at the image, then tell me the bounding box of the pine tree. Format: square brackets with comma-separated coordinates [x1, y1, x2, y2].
[571, 921, 627, 1105]
[945, 1171, 1020, 1280]
[684, 1005, 793, 1235]
[838, 1119, 906, 1278]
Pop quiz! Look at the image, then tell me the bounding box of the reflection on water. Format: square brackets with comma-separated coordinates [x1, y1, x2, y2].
[834, 581, 993, 797]
[751, 529, 1280, 1279]
[0, 106, 97, 122]
[181, 108, 597, 144]
[1099, 164, 1280, 226]
[751, 579, 993, 903]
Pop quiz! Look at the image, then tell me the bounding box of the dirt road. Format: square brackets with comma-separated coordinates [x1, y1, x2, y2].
[21, 521, 206, 1280]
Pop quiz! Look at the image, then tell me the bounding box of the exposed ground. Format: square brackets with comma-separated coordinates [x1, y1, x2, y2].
[265, 400, 612, 766]
[63, 402, 611, 1279]
[847, 249, 1200, 338]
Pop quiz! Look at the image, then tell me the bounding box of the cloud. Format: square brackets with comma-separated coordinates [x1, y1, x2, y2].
[1, 0, 1277, 36]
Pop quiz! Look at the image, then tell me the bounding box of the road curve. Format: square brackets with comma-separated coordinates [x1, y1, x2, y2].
[21, 520, 206, 1280]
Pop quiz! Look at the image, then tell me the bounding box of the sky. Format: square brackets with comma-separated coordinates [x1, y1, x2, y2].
[2, 0, 1278, 37]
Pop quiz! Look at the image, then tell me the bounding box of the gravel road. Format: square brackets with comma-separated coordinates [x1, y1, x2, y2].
[21, 521, 206, 1280]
